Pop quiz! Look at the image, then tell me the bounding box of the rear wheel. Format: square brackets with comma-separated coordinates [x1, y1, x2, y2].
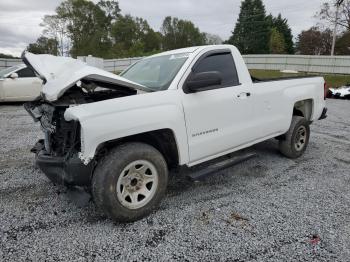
[279, 116, 310, 159]
[92, 142, 168, 222]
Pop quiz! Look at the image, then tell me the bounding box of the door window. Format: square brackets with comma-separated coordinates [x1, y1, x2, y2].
[193, 52, 239, 87]
[16, 67, 36, 78]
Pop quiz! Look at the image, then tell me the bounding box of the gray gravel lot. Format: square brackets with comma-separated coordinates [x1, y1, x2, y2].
[0, 99, 349, 261]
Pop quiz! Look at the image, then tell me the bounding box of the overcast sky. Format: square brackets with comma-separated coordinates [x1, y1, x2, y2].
[0, 0, 324, 56]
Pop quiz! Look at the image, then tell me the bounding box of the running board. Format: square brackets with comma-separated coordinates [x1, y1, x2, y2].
[187, 153, 257, 181]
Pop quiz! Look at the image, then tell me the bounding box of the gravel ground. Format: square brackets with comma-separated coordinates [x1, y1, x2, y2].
[0, 99, 349, 261]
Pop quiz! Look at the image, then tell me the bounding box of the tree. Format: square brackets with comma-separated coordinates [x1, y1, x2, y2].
[267, 14, 294, 54]
[269, 28, 286, 54]
[161, 16, 206, 50]
[37, 0, 214, 58]
[40, 15, 69, 56]
[134, 17, 161, 53]
[317, 0, 350, 30]
[37, 0, 165, 58]
[97, 0, 121, 22]
[55, 0, 114, 58]
[40, 0, 120, 57]
[0, 53, 19, 59]
[110, 15, 161, 57]
[335, 30, 350, 54]
[227, 0, 270, 54]
[27, 36, 59, 55]
[296, 27, 333, 55]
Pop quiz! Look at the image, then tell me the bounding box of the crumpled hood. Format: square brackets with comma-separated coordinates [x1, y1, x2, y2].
[22, 52, 147, 102]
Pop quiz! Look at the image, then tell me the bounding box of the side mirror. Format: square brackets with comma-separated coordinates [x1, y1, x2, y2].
[185, 71, 222, 93]
[9, 73, 18, 79]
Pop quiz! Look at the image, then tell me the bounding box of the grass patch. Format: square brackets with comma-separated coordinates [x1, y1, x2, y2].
[249, 69, 350, 88]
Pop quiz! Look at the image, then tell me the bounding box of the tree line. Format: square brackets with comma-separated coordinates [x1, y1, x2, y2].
[22, 0, 350, 58]
[225, 0, 294, 54]
[26, 0, 210, 58]
[301, 0, 350, 55]
[227, 0, 350, 56]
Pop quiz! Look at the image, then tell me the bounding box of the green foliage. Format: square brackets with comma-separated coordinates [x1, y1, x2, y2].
[227, 2, 294, 54]
[269, 28, 286, 54]
[40, 15, 68, 56]
[30, 0, 297, 58]
[34, 0, 208, 58]
[97, 0, 121, 22]
[335, 30, 350, 55]
[267, 14, 294, 54]
[55, 0, 115, 58]
[27, 36, 59, 55]
[227, 0, 270, 54]
[0, 53, 19, 59]
[110, 15, 161, 58]
[161, 16, 206, 50]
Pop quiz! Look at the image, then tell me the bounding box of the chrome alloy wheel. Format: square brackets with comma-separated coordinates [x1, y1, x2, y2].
[116, 160, 159, 209]
[294, 126, 307, 151]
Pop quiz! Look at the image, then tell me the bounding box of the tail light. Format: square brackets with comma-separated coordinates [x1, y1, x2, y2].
[324, 81, 328, 100]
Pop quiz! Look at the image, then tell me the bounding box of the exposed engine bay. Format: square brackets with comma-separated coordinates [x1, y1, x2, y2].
[25, 81, 137, 158]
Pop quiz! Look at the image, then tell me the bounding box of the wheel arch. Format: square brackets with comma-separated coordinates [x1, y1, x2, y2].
[293, 99, 314, 121]
[94, 128, 180, 168]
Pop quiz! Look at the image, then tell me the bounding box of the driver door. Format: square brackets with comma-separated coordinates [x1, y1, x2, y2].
[182, 50, 254, 164]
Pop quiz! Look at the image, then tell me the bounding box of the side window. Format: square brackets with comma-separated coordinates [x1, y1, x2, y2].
[193, 53, 239, 87]
[16, 68, 36, 78]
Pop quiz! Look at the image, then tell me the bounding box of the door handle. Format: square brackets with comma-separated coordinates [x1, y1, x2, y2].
[237, 92, 251, 98]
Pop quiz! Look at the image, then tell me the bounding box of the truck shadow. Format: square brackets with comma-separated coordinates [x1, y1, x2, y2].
[0, 102, 25, 106]
[166, 140, 278, 198]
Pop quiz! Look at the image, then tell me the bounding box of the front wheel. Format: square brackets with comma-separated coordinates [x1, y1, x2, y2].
[92, 142, 168, 222]
[279, 116, 310, 159]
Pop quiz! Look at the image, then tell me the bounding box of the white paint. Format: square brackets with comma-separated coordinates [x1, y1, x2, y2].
[23, 52, 148, 101]
[26, 45, 326, 167]
[330, 86, 350, 97]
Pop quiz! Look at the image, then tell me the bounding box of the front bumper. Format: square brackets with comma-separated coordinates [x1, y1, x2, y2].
[33, 140, 94, 186]
[318, 107, 328, 120]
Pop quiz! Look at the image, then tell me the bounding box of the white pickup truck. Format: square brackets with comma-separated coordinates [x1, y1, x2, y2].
[24, 45, 327, 222]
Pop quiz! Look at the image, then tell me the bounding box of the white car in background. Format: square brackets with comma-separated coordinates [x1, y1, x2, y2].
[0, 64, 42, 102]
[329, 86, 350, 99]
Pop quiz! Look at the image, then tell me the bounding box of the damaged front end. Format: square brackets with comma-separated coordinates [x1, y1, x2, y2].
[22, 52, 149, 186]
[25, 95, 93, 186]
[22, 51, 147, 186]
[25, 85, 138, 186]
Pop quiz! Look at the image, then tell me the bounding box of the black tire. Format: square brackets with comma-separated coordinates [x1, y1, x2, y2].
[92, 142, 168, 222]
[279, 116, 310, 159]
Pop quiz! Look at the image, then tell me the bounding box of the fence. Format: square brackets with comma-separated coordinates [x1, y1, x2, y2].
[103, 55, 350, 74]
[243, 55, 350, 74]
[103, 57, 144, 72]
[2, 55, 350, 75]
[0, 58, 22, 70]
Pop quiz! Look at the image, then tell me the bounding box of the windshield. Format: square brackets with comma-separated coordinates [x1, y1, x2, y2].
[0, 65, 21, 78]
[120, 53, 190, 91]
